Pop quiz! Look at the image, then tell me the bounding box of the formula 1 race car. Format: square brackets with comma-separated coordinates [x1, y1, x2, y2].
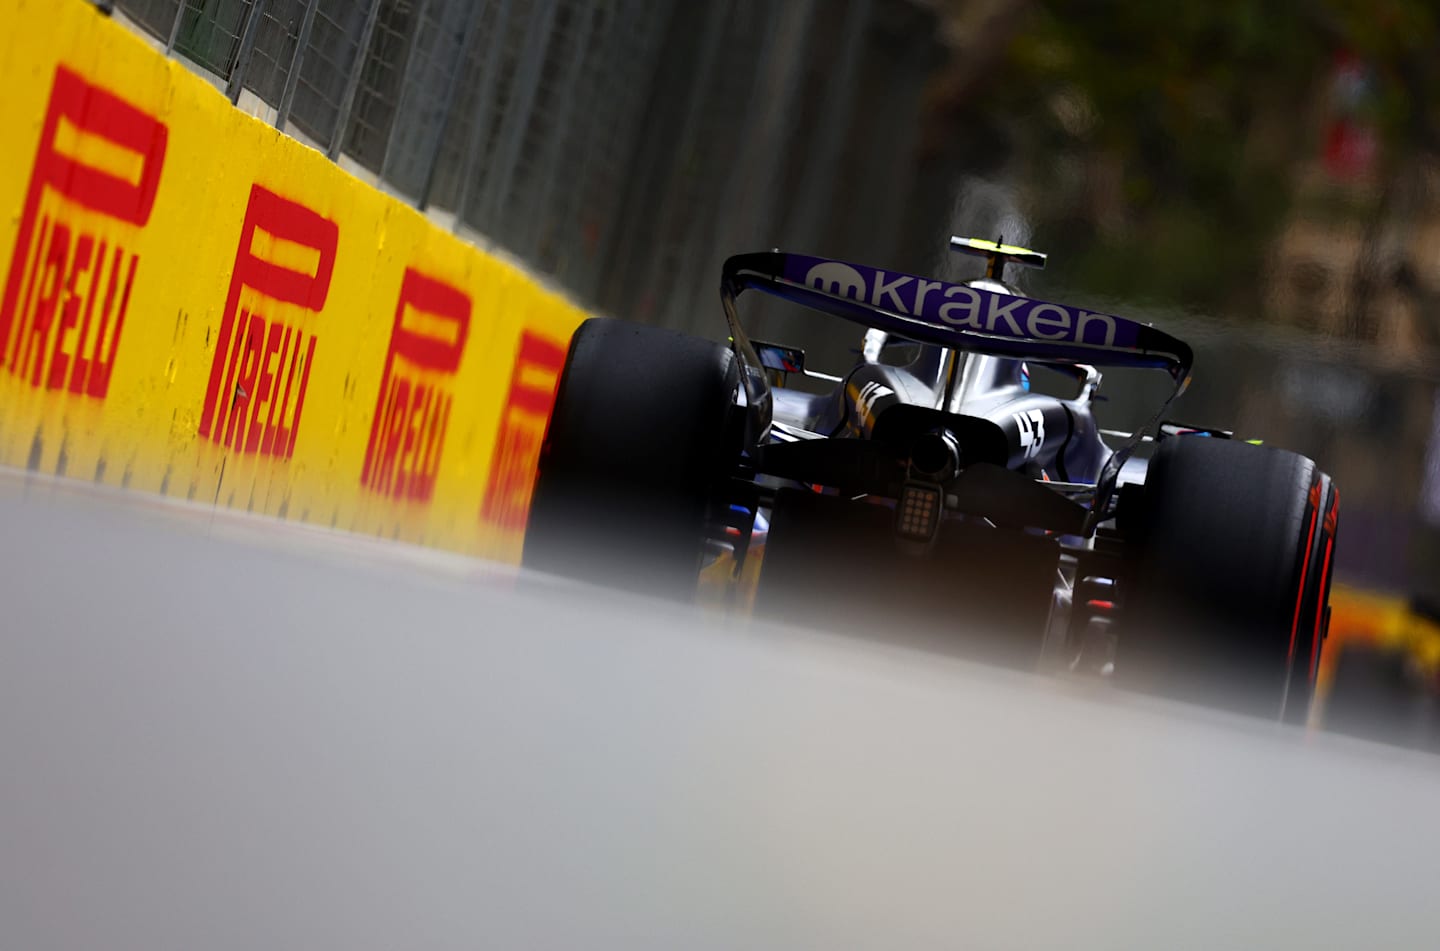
[523, 237, 1340, 720]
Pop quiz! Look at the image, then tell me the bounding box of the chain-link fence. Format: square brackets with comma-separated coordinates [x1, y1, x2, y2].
[107, 0, 947, 338]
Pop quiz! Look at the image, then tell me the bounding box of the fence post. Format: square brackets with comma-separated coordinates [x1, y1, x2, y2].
[225, 0, 270, 104]
[452, 0, 515, 230]
[377, 0, 434, 185]
[518, 1, 598, 259]
[276, 0, 321, 133]
[624, 1, 729, 328]
[474, 0, 560, 238]
[415, 0, 486, 210]
[327, 0, 386, 161]
[691, 0, 815, 334]
[165, 0, 189, 54]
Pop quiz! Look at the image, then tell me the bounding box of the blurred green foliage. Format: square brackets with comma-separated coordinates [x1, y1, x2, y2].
[936, 0, 1440, 318]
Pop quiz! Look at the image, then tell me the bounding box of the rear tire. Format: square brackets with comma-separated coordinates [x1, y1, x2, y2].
[522, 318, 740, 599]
[1117, 436, 1338, 720]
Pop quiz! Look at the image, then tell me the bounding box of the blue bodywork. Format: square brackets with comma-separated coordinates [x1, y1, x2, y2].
[719, 249, 1194, 531]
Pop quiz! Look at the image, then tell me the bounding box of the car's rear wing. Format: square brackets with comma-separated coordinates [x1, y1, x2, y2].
[720, 251, 1195, 529]
[720, 251, 1192, 384]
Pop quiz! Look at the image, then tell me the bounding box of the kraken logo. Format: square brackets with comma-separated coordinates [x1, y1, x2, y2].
[804, 261, 866, 301]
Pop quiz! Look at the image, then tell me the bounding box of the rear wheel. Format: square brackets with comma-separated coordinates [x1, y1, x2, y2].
[1117, 436, 1338, 720]
[522, 318, 741, 599]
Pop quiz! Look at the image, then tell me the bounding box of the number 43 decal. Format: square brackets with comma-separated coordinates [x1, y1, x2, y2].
[1014, 409, 1045, 460]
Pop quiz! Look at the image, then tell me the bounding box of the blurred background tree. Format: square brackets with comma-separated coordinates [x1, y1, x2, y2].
[922, 0, 1440, 345]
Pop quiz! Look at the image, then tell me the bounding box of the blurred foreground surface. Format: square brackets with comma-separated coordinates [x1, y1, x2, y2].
[2, 469, 1439, 950]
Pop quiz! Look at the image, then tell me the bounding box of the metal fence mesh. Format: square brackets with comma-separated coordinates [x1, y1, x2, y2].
[339, 0, 412, 169]
[375, 0, 475, 198]
[243, 0, 307, 108]
[171, 0, 251, 76]
[106, 0, 950, 396]
[108, 0, 940, 334]
[287, 0, 376, 148]
[117, 0, 184, 40]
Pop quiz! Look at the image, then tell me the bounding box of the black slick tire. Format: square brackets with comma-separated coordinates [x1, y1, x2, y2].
[522, 317, 740, 599]
[1117, 436, 1339, 720]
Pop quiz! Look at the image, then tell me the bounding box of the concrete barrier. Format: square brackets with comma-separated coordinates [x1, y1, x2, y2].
[0, 0, 585, 560]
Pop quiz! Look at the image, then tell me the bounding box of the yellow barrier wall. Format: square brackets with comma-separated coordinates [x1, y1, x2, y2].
[0, 0, 585, 560]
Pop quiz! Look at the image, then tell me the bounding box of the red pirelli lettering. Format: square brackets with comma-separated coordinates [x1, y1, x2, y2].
[480, 331, 566, 532]
[199, 185, 338, 459]
[361, 268, 471, 502]
[0, 66, 167, 398]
